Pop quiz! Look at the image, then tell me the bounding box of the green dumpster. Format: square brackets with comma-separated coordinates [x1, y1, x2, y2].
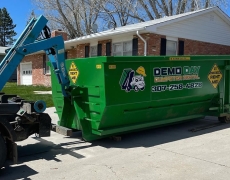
[51, 55, 230, 141]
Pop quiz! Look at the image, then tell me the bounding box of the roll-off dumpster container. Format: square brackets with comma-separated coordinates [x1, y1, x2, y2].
[51, 56, 230, 141]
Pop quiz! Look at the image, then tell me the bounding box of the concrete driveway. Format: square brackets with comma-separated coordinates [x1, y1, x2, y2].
[1, 108, 230, 180]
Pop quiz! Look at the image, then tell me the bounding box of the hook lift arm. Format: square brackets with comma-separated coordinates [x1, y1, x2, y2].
[0, 15, 70, 97]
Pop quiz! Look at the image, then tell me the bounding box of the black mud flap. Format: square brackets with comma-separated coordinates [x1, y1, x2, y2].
[12, 142, 18, 164]
[6, 140, 18, 164]
[39, 113, 51, 137]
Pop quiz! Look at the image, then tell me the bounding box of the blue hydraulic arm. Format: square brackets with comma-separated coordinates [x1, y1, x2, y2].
[0, 15, 70, 97]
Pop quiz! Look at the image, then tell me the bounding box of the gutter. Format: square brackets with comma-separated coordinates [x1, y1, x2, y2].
[65, 27, 146, 46]
[136, 31, 147, 56]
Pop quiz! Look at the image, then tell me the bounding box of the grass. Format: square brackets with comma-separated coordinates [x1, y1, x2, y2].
[2, 82, 54, 107]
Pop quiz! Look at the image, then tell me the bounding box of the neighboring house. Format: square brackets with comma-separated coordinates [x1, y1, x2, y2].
[0, 47, 7, 62]
[0, 46, 17, 82]
[19, 6, 230, 86]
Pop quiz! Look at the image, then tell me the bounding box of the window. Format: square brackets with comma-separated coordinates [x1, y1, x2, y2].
[43, 55, 50, 74]
[166, 40, 177, 55]
[22, 70, 32, 75]
[113, 43, 122, 56]
[113, 41, 132, 56]
[160, 38, 179, 56]
[123, 41, 132, 56]
[90, 46, 97, 57]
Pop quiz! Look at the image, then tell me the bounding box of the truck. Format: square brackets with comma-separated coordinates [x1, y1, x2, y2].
[1, 15, 230, 169]
[0, 15, 69, 168]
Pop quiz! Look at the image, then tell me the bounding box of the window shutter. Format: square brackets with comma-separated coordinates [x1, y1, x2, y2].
[97, 44, 102, 56]
[106, 42, 111, 56]
[85, 45, 89, 57]
[160, 38, 166, 56]
[43, 54, 46, 75]
[178, 40, 184, 55]
[65, 51, 68, 59]
[132, 38, 138, 56]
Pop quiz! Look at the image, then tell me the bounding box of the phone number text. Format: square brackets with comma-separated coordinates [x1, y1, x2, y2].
[152, 82, 202, 92]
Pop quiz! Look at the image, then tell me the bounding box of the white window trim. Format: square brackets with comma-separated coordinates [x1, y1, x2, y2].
[166, 36, 178, 42]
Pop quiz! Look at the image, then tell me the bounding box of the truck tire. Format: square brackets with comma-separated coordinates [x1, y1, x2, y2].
[0, 134, 7, 168]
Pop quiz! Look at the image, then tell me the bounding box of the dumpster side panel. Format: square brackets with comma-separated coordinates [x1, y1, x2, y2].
[96, 56, 226, 132]
[104, 56, 223, 104]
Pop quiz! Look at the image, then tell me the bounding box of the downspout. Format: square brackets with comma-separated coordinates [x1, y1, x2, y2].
[136, 31, 147, 56]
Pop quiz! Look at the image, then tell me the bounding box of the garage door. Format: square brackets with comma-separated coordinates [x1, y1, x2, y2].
[20, 63, 32, 85]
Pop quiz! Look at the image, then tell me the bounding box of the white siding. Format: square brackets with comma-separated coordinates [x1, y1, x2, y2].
[0, 47, 8, 55]
[90, 41, 98, 46]
[112, 34, 133, 43]
[156, 12, 230, 46]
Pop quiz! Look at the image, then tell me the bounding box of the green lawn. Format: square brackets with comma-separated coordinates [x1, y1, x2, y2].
[2, 82, 54, 107]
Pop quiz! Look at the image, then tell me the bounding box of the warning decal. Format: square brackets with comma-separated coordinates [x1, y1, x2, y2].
[208, 64, 222, 88]
[68, 62, 79, 84]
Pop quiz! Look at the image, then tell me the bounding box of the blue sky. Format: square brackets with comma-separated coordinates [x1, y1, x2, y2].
[0, 0, 42, 38]
[1, 0, 230, 39]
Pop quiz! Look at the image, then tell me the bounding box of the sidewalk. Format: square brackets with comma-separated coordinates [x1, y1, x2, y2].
[33, 91, 52, 94]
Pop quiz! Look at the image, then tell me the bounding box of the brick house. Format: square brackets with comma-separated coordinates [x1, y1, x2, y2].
[18, 6, 230, 86]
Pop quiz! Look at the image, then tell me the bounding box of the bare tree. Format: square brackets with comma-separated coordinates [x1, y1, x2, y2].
[26, 10, 36, 25]
[131, 0, 229, 21]
[96, 0, 228, 29]
[96, 0, 138, 28]
[31, 0, 101, 39]
[31, 0, 229, 39]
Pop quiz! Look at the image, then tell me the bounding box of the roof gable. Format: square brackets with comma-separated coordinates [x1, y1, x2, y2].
[154, 9, 230, 46]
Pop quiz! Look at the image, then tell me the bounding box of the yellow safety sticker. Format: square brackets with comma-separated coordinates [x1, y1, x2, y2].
[96, 64, 102, 69]
[68, 62, 79, 84]
[169, 57, 190, 61]
[109, 65, 116, 69]
[208, 64, 222, 88]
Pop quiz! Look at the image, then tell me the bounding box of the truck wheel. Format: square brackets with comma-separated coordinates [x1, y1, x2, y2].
[218, 116, 230, 123]
[0, 134, 7, 168]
